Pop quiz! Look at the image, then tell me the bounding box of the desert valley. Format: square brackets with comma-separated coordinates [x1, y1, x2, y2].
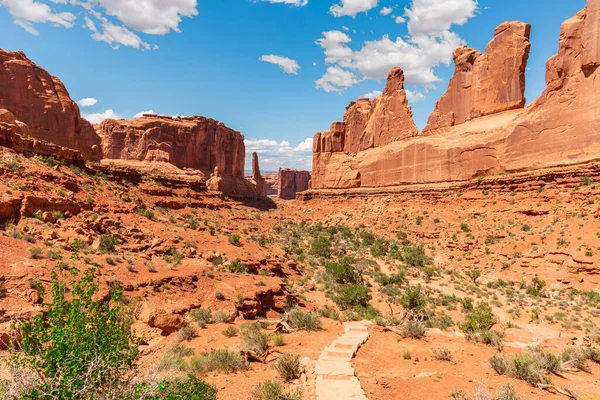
[1, 1, 600, 399]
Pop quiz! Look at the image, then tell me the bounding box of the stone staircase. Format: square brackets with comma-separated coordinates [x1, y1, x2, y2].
[315, 321, 370, 400]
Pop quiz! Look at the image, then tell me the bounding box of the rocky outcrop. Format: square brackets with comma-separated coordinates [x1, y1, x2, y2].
[97, 115, 256, 196]
[0, 111, 87, 167]
[311, 2, 600, 191]
[0, 49, 102, 161]
[313, 67, 418, 189]
[251, 152, 267, 197]
[278, 169, 311, 200]
[424, 22, 531, 132]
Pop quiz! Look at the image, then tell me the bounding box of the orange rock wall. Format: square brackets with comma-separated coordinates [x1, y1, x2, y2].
[0, 50, 102, 161]
[312, 2, 600, 191]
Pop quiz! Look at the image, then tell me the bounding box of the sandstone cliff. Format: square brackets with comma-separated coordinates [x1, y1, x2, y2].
[97, 115, 256, 196]
[278, 169, 311, 200]
[0, 49, 101, 161]
[424, 21, 531, 132]
[311, 0, 600, 191]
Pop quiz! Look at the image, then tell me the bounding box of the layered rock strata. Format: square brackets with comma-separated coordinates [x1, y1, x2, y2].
[97, 115, 256, 196]
[311, 2, 600, 192]
[278, 169, 311, 200]
[0, 50, 101, 161]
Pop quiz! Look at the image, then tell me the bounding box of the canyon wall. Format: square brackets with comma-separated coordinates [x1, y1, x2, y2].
[97, 115, 256, 196]
[312, 0, 600, 191]
[278, 169, 311, 200]
[0, 50, 102, 161]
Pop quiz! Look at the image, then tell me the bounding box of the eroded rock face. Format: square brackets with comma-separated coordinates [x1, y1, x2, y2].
[313, 67, 417, 189]
[424, 22, 531, 132]
[311, 4, 600, 191]
[278, 169, 311, 200]
[98, 115, 255, 196]
[252, 152, 267, 197]
[0, 49, 102, 161]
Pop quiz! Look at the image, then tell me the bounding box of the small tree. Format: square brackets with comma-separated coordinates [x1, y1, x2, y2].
[2, 268, 216, 399]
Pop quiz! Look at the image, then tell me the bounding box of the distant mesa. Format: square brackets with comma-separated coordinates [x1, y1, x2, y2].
[278, 168, 311, 200]
[311, 0, 600, 193]
[0, 48, 267, 198]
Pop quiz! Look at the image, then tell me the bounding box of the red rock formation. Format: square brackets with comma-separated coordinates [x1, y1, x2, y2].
[252, 152, 267, 197]
[313, 67, 418, 189]
[97, 115, 255, 196]
[0, 49, 102, 161]
[278, 169, 311, 200]
[424, 22, 531, 132]
[0, 110, 87, 167]
[311, 3, 600, 191]
[505, 0, 600, 172]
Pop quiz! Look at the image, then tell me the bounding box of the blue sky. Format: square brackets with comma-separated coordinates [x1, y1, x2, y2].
[0, 0, 587, 171]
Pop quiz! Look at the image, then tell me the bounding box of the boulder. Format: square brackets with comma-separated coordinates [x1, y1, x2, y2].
[0, 49, 102, 160]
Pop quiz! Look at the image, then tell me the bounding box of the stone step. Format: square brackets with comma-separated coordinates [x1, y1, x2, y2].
[315, 359, 355, 377]
[316, 376, 368, 399]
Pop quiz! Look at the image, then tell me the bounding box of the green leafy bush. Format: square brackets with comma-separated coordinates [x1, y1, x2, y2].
[333, 284, 371, 309]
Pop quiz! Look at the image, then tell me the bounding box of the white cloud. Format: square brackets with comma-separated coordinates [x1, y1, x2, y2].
[315, 0, 478, 93]
[406, 89, 426, 102]
[93, 0, 198, 35]
[380, 6, 395, 15]
[83, 109, 122, 124]
[342, 25, 349, 31]
[0, 0, 199, 49]
[394, 15, 405, 23]
[330, 0, 379, 18]
[405, 0, 478, 36]
[85, 14, 154, 50]
[77, 97, 98, 107]
[362, 90, 381, 100]
[245, 137, 313, 171]
[259, 0, 308, 5]
[315, 30, 353, 67]
[133, 110, 156, 119]
[259, 54, 301, 74]
[0, 0, 76, 35]
[315, 66, 361, 93]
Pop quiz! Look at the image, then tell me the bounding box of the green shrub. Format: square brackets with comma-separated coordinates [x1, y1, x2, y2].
[276, 353, 301, 381]
[325, 259, 358, 284]
[134, 375, 217, 400]
[432, 346, 452, 361]
[28, 246, 43, 259]
[287, 309, 322, 331]
[460, 302, 496, 334]
[400, 245, 432, 268]
[333, 284, 371, 309]
[272, 334, 285, 346]
[136, 208, 155, 220]
[221, 326, 239, 337]
[178, 325, 197, 341]
[240, 323, 270, 355]
[251, 380, 302, 400]
[228, 234, 241, 246]
[99, 234, 118, 253]
[402, 320, 426, 339]
[226, 258, 248, 274]
[188, 349, 248, 376]
[6, 268, 139, 398]
[310, 236, 331, 257]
